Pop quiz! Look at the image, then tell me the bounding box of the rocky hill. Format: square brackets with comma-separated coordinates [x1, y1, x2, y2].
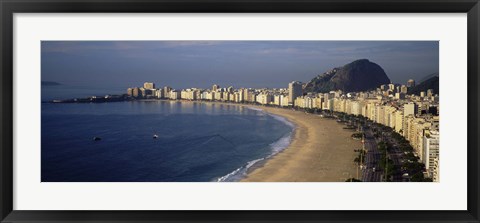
[303, 59, 390, 93]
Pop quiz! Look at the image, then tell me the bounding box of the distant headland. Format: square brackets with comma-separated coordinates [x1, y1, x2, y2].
[42, 81, 61, 86]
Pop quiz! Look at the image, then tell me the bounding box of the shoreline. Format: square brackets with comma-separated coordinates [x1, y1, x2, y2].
[239, 106, 360, 182]
[215, 108, 296, 182]
[132, 100, 359, 182]
[49, 99, 360, 182]
[178, 100, 359, 182]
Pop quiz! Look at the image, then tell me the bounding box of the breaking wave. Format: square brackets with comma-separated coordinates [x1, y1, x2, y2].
[215, 107, 295, 182]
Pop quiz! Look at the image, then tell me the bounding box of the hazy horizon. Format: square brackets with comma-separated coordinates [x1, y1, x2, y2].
[42, 41, 439, 90]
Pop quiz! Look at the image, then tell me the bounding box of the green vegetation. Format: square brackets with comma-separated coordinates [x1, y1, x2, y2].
[322, 110, 431, 182]
[354, 149, 366, 165]
[351, 132, 365, 139]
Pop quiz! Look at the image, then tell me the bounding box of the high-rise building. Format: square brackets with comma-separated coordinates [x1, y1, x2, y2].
[407, 79, 416, 88]
[139, 88, 146, 98]
[288, 81, 303, 106]
[395, 110, 404, 133]
[404, 102, 418, 119]
[127, 88, 134, 97]
[427, 89, 434, 97]
[395, 92, 405, 100]
[323, 93, 330, 110]
[132, 87, 141, 98]
[155, 89, 164, 98]
[433, 157, 440, 182]
[400, 85, 408, 94]
[163, 86, 172, 98]
[169, 90, 180, 100]
[212, 84, 220, 92]
[423, 130, 439, 179]
[388, 83, 395, 91]
[144, 82, 155, 90]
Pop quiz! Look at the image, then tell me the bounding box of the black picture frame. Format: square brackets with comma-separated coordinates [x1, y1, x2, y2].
[1, 0, 479, 222]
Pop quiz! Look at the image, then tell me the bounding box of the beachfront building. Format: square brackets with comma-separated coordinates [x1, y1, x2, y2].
[181, 89, 198, 100]
[350, 101, 361, 116]
[288, 81, 303, 106]
[214, 90, 223, 101]
[294, 95, 321, 109]
[405, 117, 432, 161]
[313, 96, 323, 110]
[234, 91, 244, 103]
[144, 82, 155, 90]
[202, 90, 213, 101]
[256, 92, 272, 105]
[229, 92, 235, 102]
[395, 110, 404, 133]
[273, 94, 281, 106]
[163, 86, 172, 98]
[169, 90, 180, 100]
[127, 88, 134, 97]
[132, 87, 141, 98]
[123, 81, 439, 182]
[423, 130, 439, 178]
[285, 85, 439, 177]
[155, 89, 164, 99]
[433, 157, 440, 182]
[212, 84, 219, 92]
[404, 102, 418, 118]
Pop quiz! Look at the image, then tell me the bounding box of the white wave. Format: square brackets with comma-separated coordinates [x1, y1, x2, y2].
[267, 113, 295, 128]
[215, 126, 295, 182]
[215, 157, 265, 182]
[215, 107, 296, 182]
[245, 106, 264, 112]
[268, 131, 293, 154]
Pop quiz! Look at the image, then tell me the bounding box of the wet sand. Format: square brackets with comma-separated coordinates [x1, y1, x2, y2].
[241, 106, 360, 182]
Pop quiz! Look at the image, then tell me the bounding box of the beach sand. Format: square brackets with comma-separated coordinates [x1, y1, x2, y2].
[241, 106, 361, 182]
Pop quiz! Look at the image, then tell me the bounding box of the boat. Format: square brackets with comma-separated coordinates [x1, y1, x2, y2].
[153, 134, 158, 139]
[93, 137, 101, 141]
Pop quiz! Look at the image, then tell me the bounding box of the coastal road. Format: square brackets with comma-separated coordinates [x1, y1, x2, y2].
[383, 133, 405, 181]
[361, 128, 382, 182]
[362, 129, 405, 182]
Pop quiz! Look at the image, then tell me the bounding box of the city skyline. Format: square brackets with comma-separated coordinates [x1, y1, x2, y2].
[41, 41, 439, 89]
[50, 78, 438, 182]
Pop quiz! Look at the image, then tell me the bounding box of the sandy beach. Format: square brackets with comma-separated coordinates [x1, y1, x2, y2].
[241, 106, 360, 182]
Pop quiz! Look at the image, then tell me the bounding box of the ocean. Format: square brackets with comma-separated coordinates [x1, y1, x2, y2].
[41, 85, 294, 182]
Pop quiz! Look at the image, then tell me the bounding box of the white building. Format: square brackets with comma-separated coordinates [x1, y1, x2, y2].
[404, 102, 418, 118]
[288, 81, 303, 106]
[423, 130, 440, 179]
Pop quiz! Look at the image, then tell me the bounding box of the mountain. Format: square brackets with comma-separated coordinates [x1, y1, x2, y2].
[304, 59, 390, 93]
[419, 72, 439, 83]
[41, 81, 61, 86]
[408, 75, 439, 96]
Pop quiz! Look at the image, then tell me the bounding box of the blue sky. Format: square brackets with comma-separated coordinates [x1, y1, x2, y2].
[41, 41, 439, 90]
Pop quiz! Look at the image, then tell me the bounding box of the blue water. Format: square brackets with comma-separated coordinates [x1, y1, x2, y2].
[41, 89, 294, 182]
[41, 84, 124, 101]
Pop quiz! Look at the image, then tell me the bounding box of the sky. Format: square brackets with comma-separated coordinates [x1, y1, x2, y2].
[41, 41, 439, 90]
